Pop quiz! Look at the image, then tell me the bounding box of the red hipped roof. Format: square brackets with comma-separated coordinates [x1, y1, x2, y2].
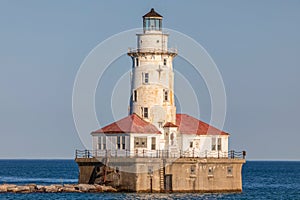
[92, 113, 228, 136]
[92, 113, 161, 134]
[176, 114, 229, 135]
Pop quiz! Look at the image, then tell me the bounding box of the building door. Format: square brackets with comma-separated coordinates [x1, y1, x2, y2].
[164, 174, 172, 192]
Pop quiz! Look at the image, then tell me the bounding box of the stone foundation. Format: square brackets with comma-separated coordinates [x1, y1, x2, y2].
[76, 157, 245, 192]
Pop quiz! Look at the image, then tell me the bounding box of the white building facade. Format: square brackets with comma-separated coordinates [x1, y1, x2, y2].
[91, 9, 229, 158]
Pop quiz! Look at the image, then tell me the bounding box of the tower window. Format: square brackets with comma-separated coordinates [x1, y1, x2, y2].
[136, 58, 139, 67]
[163, 59, 167, 65]
[142, 107, 149, 118]
[163, 89, 168, 101]
[143, 73, 149, 84]
[133, 90, 137, 102]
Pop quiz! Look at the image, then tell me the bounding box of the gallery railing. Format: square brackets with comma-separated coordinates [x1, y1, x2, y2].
[75, 149, 246, 159]
[128, 47, 178, 55]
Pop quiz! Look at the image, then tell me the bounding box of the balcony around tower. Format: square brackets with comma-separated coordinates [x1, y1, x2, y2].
[127, 47, 177, 57]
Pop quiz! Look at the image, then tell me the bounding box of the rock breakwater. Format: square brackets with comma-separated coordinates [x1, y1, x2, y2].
[0, 184, 117, 193]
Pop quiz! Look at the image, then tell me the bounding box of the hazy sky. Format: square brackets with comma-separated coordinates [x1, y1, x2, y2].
[0, 1, 299, 160]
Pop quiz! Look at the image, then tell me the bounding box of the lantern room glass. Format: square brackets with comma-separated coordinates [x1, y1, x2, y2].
[143, 18, 162, 31]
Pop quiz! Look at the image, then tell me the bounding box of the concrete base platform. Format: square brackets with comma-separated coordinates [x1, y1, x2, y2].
[75, 157, 245, 193]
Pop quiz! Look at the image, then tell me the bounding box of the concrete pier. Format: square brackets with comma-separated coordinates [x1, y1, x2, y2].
[76, 156, 245, 192]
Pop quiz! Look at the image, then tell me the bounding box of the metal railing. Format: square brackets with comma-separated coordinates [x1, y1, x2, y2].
[75, 149, 246, 159]
[128, 47, 178, 54]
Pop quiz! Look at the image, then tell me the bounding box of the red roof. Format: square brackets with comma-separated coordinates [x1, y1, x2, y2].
[176, 114, 229, 135]
[92, 113, 161, 134]
[163, 122, 178, 128]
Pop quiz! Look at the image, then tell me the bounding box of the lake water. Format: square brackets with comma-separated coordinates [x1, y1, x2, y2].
[0, 160, 299, 199]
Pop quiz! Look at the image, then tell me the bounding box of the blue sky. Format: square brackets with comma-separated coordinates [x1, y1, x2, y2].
[0, 1, 299, 160]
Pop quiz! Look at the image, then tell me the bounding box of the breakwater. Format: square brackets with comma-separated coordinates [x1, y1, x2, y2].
[0, 184, 117, 193]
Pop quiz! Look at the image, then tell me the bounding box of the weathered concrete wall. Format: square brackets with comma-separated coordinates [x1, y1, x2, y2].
[76, 158, 102, 184]
[76, 157, 245, 192]
[165, 158, 245, 192]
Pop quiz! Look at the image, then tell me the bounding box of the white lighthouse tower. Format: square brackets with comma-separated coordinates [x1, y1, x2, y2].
[128, 8, 177, 129]
[92, 8, 230, 157]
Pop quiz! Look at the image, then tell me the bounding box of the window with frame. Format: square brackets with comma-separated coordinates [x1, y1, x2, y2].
[158, 122, 163, 128]
[134, 137, 147, 148]
[98, 136, 106, 150]
[117, 136, 121, 149]
[117, 136, 126, 150]
[227, 166, 233, 176]
[190, 141, 193, 148]
[170, 133, 174, 145]
[211, 138, 216, 151]
[122, 136, 125, 149]
[98, 136, 102, 150]
[143, 107, 149, 118]
[208, 167, 213, 176]
[103, 136, 106, 149]
[133, 90, 137, 102]
[151, 137, 156, 150]
[163, 59, 167, 65]
[135, 58, 139, 67]
[190, 165, 196, 174]
[217, 138, 222, 151]
[143, 73, 149, 84]
[163, 89, 168, 101]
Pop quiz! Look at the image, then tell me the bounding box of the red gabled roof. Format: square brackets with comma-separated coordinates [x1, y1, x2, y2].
[176, 114, 229, 135]
[163, 122, 178, 128]
[92, 113, 161, 134]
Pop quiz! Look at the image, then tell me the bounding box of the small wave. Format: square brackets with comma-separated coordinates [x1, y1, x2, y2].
[0, 176, 77, 184]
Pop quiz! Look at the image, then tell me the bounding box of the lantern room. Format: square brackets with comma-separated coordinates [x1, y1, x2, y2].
[143, 8, 163, 32]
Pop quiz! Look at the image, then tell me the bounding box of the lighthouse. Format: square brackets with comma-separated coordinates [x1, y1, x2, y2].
[128, 8, 177, 129]
[76, 8, 245, 193]
[91, 7, 231, 158]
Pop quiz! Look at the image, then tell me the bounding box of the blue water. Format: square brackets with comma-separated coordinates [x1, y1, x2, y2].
[0, 160, 299, 199]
